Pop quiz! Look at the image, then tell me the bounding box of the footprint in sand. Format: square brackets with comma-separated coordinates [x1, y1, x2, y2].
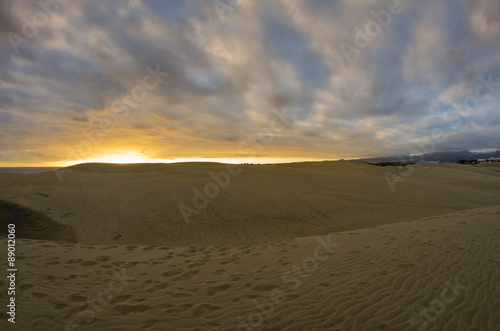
[162, 269, 183, 277]
[205, 284, 232, 296]
[67, 294, 87, 303]
[167, 291, 192, 298]
[172, 270, 200, 281]
[81, 260, 98, 266]
[110, 294, 133, 304]
[32, 292, 48, 299]
[220, 257, 239, 265]
[251, 284, 278, 292]
[66, 259, 83, 264]
[398, 263, 415, 269]
[233, 294, 261, 302]
[154, 303, 174, 310]
[188, 260, 205, 268]
[161, 254, 174, 261]
[277, 258, 290, 266]
[229, 274, 243, 281]
[114, 304, 150, 315]
[46, 260, 60, 265]
[193, 304, 220, 317]
[212, 269, 227, 276]
[99, 264, 113, 269]
[65, 275, 79, 280]
[95, 255, 111, 262]
[99, 245, 119, 250]
[240, 248, 251, 255]
[150, 261, 164, 266]
[123, 261, 140, 268]
[147, 282, 170, 293]
[168, 303, 193, 313]
[50, 301, 68, 310]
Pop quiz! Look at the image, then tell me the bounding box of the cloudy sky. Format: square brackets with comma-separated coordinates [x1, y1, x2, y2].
[0, 0, 499, 166]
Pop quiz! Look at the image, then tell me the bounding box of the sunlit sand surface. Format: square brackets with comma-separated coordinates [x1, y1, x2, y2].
[0, 162, 499, 330]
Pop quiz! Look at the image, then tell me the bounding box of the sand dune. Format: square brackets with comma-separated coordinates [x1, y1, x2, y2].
[0, 205, 498, 330]
[0, 162, 499, 330]
[0, 199, 79, 243]
[0, 162, 499, 246]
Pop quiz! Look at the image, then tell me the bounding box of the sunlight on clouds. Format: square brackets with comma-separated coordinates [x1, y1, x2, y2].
[0, 0, 499, 166]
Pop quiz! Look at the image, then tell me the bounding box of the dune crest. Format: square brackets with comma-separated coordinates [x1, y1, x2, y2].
[1, 162, 499, 246]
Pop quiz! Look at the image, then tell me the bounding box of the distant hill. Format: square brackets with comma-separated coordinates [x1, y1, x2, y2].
[347, 150, 500, 163]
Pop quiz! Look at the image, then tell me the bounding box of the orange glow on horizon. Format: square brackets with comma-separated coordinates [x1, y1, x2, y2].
[59, 156, 327, 167]
[0, 157, 335, 168]
[0, 150, 341, 167]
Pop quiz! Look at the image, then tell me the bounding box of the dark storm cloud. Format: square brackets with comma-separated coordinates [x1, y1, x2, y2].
[0, 0, 499, 164]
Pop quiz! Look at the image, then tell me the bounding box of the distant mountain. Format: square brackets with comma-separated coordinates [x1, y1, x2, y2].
[348, 150, 500, 163]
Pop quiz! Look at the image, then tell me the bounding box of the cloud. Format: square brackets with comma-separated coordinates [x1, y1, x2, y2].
[0, 0, 499, 165]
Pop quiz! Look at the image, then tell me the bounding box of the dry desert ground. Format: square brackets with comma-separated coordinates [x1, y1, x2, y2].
[0, 162, 499, 330]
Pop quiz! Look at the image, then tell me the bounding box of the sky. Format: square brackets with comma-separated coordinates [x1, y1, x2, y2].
[0, 0, 499, 166]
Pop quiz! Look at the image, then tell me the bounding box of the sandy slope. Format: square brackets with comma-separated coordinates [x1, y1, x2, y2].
[0, 162, 499, 330]
[0, 205, 498, 330]
[0, 162, 499, 246]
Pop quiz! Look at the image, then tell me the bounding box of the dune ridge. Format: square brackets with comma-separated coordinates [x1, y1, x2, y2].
[0, 162, 499, 246]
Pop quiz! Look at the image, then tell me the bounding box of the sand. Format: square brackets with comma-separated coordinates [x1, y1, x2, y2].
[0, 162, 499, 330]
